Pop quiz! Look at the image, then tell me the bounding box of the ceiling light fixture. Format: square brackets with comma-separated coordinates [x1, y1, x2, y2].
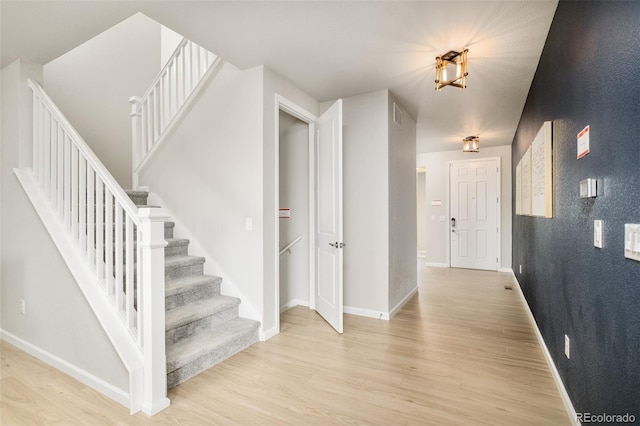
[462, 136, 479, 152]
[435, 48, 468, 91]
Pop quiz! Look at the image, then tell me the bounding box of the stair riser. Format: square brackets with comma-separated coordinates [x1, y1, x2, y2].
[166, 282, 221, 310]
[167, 326, 259, 389]
[166, 263, 203, 281]
[128, 195, 148, 205]
[166, 306, 238, 346]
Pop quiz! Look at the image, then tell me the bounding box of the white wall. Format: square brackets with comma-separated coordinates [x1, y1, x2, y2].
[262, 67, 319, 336]
[138, 61, 264, 324]
[342, 89, 390, 314]
[387, 93, 417, 311]
[160, 25, 183, 69]
[43, 13, 161, 187]
[1, 59, 129, 393]
[278, 111, 309, 308]
[416, 145, 512, 270]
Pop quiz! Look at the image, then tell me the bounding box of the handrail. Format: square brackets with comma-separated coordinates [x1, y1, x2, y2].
[28, 79, 141, 226]
[280, 235, 303, 256]
[28, 79, 169, 413]
[130, 38, 218, 181]
[140, 38, 188, 101]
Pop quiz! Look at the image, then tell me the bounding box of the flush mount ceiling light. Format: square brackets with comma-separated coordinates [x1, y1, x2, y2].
[435, 48, 468, 91]
[462, 136, 479, 152]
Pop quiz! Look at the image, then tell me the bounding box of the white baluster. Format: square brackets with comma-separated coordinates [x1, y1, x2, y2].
[125, 215, 135, 329]
[57, 126, 64, 219]
[129, 96, 142, 184]
[63, 135, 71, 230]
[71, 145, 79, 241]
[96, 178, 104, 283]
[79, 157, 87, 253]
[87, 167, 95, 267]
[115, 203, 124, 313]
[43, 112, 51, 195]
[50, 120, 57, 205]
[105, 189, 114, 295]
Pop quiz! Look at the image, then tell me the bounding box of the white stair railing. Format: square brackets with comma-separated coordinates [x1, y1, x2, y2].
[130, 38, 219, 184]
[28, 79, 168, 414]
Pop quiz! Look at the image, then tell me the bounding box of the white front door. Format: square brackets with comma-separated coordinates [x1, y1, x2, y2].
[450, 159, 499, 271]
[314, 100, 343, 333]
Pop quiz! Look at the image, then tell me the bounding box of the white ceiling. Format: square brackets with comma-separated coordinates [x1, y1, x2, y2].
[1, 1, 558, 153]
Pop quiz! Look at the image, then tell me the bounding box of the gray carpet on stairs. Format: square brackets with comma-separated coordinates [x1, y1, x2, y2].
[124, 190, 260, 389]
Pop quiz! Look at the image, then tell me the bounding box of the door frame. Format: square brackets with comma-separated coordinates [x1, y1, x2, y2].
[447, 157, 501, 270]
[273, 95, 318, 337]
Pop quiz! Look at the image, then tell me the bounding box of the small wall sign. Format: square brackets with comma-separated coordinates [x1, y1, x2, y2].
[577, 125, 590, 159]
[279, 208, 291, 219]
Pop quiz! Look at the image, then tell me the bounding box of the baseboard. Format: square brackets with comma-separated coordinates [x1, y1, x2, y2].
[261, 326, 278, 341]
[510, 273, 580, 426]
[280, 299, 309, 313]
[425, 262, 448, 268]
[389, 286, 419, 319]
[498, 267, 514, 273]
[417, 250, 426, 259]
[0, 329, 130, 409]
[344, 305, 389, 320]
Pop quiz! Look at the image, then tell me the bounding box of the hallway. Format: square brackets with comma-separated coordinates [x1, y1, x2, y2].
[1, 265, 570, 425]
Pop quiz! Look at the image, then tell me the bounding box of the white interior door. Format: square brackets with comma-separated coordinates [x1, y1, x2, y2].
[314, 100, 343, 333]
[450, 159, 499, 271]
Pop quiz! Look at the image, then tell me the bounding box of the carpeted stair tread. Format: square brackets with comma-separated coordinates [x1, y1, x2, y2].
[166, 275, 222, 297]
[166, 238, 189, 247]
[166, 317, 259, 374]
[125, 190, 149, 198]
[166, 296, 240, 331]
[165, 255, 205, 269]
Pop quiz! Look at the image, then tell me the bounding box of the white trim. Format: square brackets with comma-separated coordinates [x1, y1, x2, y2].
[498, 267, 514, 273]
[344, 306, 390, 321]
[425, 262, 449, 268]
[389, 286, 419, 319]
[417, 250, 426, 259]
[510, 272, 580, 426]
[280, 299, 310, 313]
[0, 329, 130, 409]
[273, 95, 318, 339]
[261, 326, 278, 341]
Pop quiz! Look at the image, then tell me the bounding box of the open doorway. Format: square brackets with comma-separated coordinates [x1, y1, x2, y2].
[278, 111, 311, 313]
[273, 96, 344, 337]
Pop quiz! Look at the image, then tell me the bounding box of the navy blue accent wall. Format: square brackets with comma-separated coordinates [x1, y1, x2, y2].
[512, 1, 640, 419]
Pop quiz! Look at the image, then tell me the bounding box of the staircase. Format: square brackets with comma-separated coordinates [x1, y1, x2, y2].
[126, 190, 259, 388]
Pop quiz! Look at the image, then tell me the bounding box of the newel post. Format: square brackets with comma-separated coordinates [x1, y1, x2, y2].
[138, 207, 170, 414]
[129, 96, 142, 189]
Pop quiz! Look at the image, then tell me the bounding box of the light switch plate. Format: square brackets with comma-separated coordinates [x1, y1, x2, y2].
[594, 220, 603, 248]
[624, 224, 640, 261]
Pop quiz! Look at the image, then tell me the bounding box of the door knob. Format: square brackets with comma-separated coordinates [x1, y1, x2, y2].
[329, 242, 338, 248]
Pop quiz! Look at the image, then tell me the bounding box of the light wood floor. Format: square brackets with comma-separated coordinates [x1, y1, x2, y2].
[1, 265, 571, 425]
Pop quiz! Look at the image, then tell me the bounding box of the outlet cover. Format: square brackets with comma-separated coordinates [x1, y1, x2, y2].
[564, 335, 570, 359]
